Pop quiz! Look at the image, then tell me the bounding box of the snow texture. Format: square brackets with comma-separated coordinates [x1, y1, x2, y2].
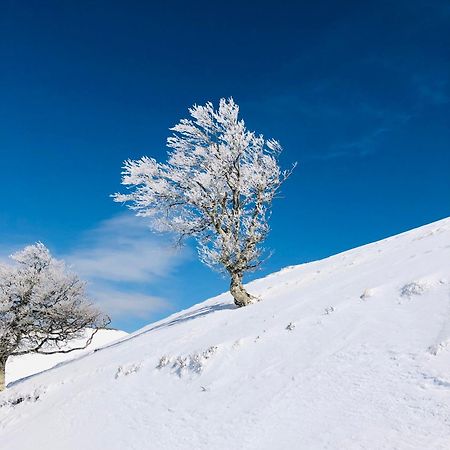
[6, 329, 128, 384]
[1, 217, 450, 449]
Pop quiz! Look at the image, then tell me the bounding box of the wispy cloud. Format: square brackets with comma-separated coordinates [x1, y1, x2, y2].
[247, 91, 410, 161]
[0, 214, 188, 328]
[66, 214, 184, 283]
[63, 214, 189, 325]
[412, 75, 449, 106]
[310, 126, 393, 161]
[244, 16, 449, 162]
[86, 287, 170, 321]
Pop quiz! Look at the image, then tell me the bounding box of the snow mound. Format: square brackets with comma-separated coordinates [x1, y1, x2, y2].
[400, 280, 428, 297]
[1, 217, 450, 450]
[157, 345, 219, 377]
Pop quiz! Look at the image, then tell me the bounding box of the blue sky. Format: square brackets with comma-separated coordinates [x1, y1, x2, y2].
[1, 1, 449, 331]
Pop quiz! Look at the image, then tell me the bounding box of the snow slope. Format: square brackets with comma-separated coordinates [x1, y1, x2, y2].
[6, 329, 128, 385]
[1, 217, 450, 449]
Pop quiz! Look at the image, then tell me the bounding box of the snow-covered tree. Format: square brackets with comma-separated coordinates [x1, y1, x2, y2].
[113, 98, 294, 307]
[0, 243, 109, 391]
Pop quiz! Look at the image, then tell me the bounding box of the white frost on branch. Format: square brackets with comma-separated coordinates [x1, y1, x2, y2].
[113, 98, 295, 295]
[0, 243, 109, 366]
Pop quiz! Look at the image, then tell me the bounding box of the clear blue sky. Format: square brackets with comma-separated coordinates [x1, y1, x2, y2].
[1, 0, 449, 331]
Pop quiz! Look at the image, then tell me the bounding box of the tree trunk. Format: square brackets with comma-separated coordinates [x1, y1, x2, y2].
[0, 357, 6, 392]
[230, 273, 257, 307]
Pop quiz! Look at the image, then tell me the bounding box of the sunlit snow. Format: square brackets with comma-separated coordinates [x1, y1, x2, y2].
[1, 217, 449, 449]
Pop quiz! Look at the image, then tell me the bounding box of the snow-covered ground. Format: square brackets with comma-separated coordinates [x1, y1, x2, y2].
[6, 329, 128, 384]
[1, 217, 449, 449]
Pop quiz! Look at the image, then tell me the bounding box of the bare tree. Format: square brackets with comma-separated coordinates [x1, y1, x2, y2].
[0, 243, 109, 391]
[113, 98, 294, 307]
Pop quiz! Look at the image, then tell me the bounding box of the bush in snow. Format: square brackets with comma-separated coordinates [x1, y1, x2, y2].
[0, 390, 41, 408]
[428, 340, 450, 356]
[157, 355, 171, 369]
[400, 281, 427, 297]
[157, 346, 218, 377]
[113, 98, 295, 307]
[115, 363, 141, 379]
[0, 243, 109, 391]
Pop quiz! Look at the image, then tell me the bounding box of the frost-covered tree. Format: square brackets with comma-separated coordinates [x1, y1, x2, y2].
[113, 98, 294, 307]
[0, 243, 109, 391]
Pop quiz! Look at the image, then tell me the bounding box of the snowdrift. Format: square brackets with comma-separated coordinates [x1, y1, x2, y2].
[1, 217, 449, 449]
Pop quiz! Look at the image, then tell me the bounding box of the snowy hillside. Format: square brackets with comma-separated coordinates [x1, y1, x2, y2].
[1, 217, 450, 450]
[6, 329, 128, 385]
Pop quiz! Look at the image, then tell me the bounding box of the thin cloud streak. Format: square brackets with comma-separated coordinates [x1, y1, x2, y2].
[88, 285, 170, 321]
[66, 214, 186, 283]
[63, 214, 188, 324]
[66, 214, 187, 282]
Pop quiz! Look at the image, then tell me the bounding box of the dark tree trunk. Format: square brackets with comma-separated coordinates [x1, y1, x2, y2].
[230, 272, 257, 307]
[0, 357, 7, 392]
